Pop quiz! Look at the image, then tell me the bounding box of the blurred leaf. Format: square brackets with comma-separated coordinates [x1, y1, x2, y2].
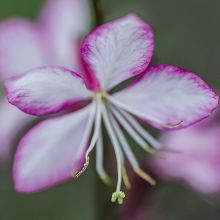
[0, 167, 97, 220]
[0, 0, 44, 20]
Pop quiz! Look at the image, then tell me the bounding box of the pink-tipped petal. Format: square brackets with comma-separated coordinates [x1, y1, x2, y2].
[14, 103, 95, 193]
[0, 19, 50, 82]
[0, 97, 34, 161]
[40, 0, 92, 72]
[113, 65, 218, 130]
[153, 122, 220, 194]
[5, 67, 91, 116]
[81, 14, 154, 91]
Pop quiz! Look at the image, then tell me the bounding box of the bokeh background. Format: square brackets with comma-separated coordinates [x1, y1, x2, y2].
[0, 0, 220, 219]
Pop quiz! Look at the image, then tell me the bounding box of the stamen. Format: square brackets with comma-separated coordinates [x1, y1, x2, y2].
[110, 114, 139, 168]
[151, 147, 182, 160]
[115, 109, 181, 156]
[100, 114, 129, 188]
[75, 157, 90, 178]
[96, 125, 112, 185]
[100, 174, 113, 186]
[159, 147, 183, 154]
[115, 138, 130, 189]
[110, 114, 156, 186]
[165, 121, 183, 128]
[85, 103, 102, 159]
[110, 106, 155, 154]
[134, 167, 156, 185]
[72, 103, 96, 178]
[122, 166, 131, 190]
[118, 109, 161, 149]
[111, 191, 125, 205]
[108, 96, 183, 128]
[101, 102, 125, 202]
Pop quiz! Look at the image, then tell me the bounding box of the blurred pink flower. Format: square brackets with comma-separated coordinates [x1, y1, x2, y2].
[117, 168, 158, 220]
[0, 0, 92, 160]
[5, 13, 218, 203]
[119, 199, 157, 220]
[152, 108, 220, 195]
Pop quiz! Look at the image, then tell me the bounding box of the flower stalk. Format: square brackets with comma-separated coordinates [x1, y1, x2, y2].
[92, 0, 103, 26]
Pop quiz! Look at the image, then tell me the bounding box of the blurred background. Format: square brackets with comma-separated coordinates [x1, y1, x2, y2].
[0, 0, 220, 219]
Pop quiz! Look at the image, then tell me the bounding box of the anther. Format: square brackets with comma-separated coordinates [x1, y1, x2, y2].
[144, 146, 157, 155]
[159, 147, 183, 154]
[143, 147, 165, 159]
[100, 175, 113, 186]
[134, 167, 156, 185]
[122, 166, 131, 190]
[74, 157, 90, 178]
[165, 120, 183, 128]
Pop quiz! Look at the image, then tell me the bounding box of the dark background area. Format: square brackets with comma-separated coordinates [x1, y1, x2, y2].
[0, 0, 220, 219]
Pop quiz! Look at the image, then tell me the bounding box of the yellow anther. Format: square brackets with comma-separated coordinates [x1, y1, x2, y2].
[144, 146, 166, 159]
[74, 157, 90, 178]
[144, 146, 157, 155]
[100, 175, 113, 186]
[159, 147, 183, 154]
[134, 167, 156, 186]
[122, 166, 131, 190]
[165, 120, 183, 128]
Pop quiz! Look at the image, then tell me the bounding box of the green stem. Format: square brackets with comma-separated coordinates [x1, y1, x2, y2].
[91, 1, 113, 219]
[92, 0, 103, 26]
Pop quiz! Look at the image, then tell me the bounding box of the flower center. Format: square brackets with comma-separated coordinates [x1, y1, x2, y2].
[74, 91, 165, 204]
[94, 91, 109, 105]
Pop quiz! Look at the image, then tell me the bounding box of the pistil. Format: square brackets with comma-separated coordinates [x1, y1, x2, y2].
[101, 101, 125, 204]
[111, 191, 125, 204]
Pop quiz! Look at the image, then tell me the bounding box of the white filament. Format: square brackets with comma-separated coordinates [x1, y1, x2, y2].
[85, 102, 102, 159]
[75, 103, 97, 159]
[96, 125, 108, 179]
[110, 113, 139, 168]
[110, 106, 151, 151]
[109, 110, 156, 186]
[108, 95, 166, 125]
[119, 109, 161, 149]
[101, 102, 123, 192]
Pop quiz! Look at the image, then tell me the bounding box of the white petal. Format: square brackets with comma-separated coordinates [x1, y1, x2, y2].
[112, 65, 218, 130]
[6, 67, 91, 116]
[14, 103, 96, 193]
[81, 14, 154, 91]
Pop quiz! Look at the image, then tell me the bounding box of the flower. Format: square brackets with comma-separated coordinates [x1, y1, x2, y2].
[5, 14, 218, 204]
[0, 0, 92, 160]
[152, 107, 220, 195]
